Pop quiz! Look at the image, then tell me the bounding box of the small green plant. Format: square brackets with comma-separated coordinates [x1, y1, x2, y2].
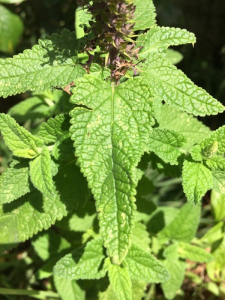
[0, 0, 224, 299]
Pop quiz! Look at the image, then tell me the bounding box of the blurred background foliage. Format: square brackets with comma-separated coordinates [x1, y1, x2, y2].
[0, 0, 225, 299]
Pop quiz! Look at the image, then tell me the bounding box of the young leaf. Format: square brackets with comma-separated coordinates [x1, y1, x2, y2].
[182, 161, 213, 203]
[0, 29, 86, 98]
[211, 190, 225, 221]
[0, 160, 32, 204]
[142, 53, 224, 116]
[125, 244, 169, 283]
[178, 242, 214, 263]
[0, 113, 44, 158]
[0, 161, 89, 245]
[165, 49, 183, 65]
[138, 27, 196, 58]
[54, 239, 107, 280]
[54, 276, 85, 300]
[199, 126, 225, 155]
[148, 128, 187, 165]
[134, 0, 156, 31]
[156, 104, 211, 151]
[70, 75, 155, 264]
[29, 146, 54, 197]
[158, 202, 201, 243]
[161, 259, 186, 300]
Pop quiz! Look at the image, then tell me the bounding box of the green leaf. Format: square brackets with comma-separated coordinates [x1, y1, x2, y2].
[0, 160, 31, 204]
[108, 263, 132, 300]
[207, 237, 225, 282]
[161, 259, 186, 300]
[0, 161, 89, 245]
[70, 75, 155, 264]
[75, 7, 91, 39]
[39, 114, 74, 161]
[55, 201, 96, 232]
[199, 126, 225, 155]
[158, 202, 201, 243]
[32, 229, 70, 261]
[165, 49, 183, 65]
[205, 155, 225, 171]
[8, 96, 55, 122]
[178, 242, 214, 263]
[138, 27, 196, 58]
[211, 190, 225, 221]
[212, 171, 225, 195]
[0, 113, 44, 158]
[163, 243, 179, 259]
[0, 5, 23, 54]
[182, 161, 213, 203]
[0, 29, 86, 98]
[134, 0, 156, 31]
[54, 276, 85, 300]
[125, 244, 169, 283]
[54, 239, 107, 280]
[131, 222, 151, 252]
[29, 146, 54, 197]
[142, 53, 224, 116]
[191, 145, 203, 162]
[156, 104, 211, 151]
[148, 128, 186, 165]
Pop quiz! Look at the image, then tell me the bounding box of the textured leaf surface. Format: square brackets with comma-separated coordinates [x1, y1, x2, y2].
[54, 239, 107, 280]
[54, 276, 85, 300]
[70, 75, 155, 264]
[138, 27, 195, 58]
[148, 128, 186, 165]
[30, 146, 54, 197]
[0, 113, 44, 158]
[199, 126, 225, 155]
[161, 259, 186, 300]
[39, 114, 74, 161]
[0, 29, 86, 98]
[182, 161, 213, 203]
[178, 243, 214, 263]
[108, 263, 132, 300]
[0, 160, 31, 204]
[156, 104, 211, 151]
[158, 203, 201, 243]
[0, 161, 89, 245]
[205, 155, 225, 171]
[0, 5, 23, 54]
[134, 0, 156, 31]
[142, 53, 224, 116]
[126, 244, 169, 283]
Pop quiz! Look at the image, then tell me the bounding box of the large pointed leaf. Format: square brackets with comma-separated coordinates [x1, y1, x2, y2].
[0, 29, 86, 98]
[142, 53, 224, 116]
[70, 75, 155, 264]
